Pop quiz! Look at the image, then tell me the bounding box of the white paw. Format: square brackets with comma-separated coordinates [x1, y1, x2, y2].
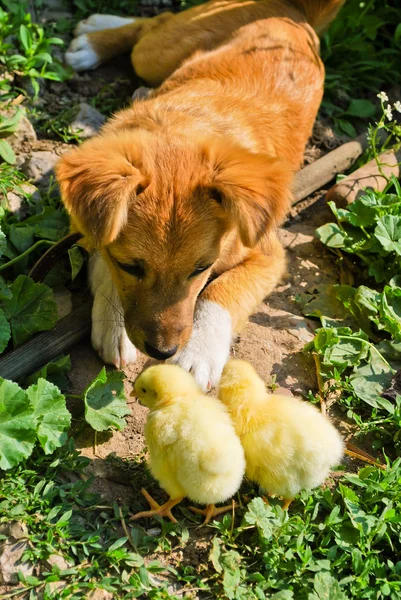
[74, 14, 136, 36]
[92, 315, 137, 369]
[169, 300, 232, 391]
[65, 35, 100, 71]
[89, 254, 137, 369]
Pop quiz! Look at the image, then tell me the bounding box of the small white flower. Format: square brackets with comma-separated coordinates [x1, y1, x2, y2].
[384, 104, 393, 121]
[394, 100, 401, 113]
[377, 91, 389, 102]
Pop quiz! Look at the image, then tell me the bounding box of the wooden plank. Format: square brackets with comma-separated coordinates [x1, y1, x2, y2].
[292, 132, 369, 204]
[0, 301, 92, 382]
[327, 148, 401, 206]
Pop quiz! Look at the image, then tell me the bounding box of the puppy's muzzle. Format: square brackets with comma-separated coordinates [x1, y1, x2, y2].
[144, 342, 178, 360]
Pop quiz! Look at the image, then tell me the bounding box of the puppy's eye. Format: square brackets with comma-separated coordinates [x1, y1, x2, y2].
[189, 264, 212, 279]
[210, 187, 223, 204]
[117, 260, 145, 279]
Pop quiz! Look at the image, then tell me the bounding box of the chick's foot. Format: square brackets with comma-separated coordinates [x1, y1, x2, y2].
[282, 498, 293, 510]
[189, 500, 236, 525]
[130, 488, 183, 523]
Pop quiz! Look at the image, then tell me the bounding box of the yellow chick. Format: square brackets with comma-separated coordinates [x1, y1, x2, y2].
[130, 364, 246, 524]
[218, 360, 344, 509]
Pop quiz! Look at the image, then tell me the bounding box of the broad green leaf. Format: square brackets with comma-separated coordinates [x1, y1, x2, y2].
[343, 498, 377, 536]
[2, 275, 58, 346]
[336, 118, 357, 138]
[68, 245, 84, 281]
[374, 215, 401, 256]
[210, 537, 223, 573]
[335, 285, 380, 340]
[24, 355, 71, 390]
[330, 197, 378, 228]
[395, 22, 401, 45]
[0, 379, 36, 470]
[379, 286, 401, 338]
[23, 207, 69, 241]
[84, 368, 130, 431]
[350, 348, 394, 408]
[316, 223, 348, 248]
[19, 24, 32, 52]
[26, 378, 71, 454]
[308, 571, 348, 600]
[0, 308, 11, 354]
[300, 284, 350, 321]
[0, 109, 22, 134]
[325, 336, 367, 370]
[344, 98, 376, 118]
[0, 276, 12, 301]
[244, 497, 274, 539]
[0, 139, 16, 164]
[9, 224, 34, 253]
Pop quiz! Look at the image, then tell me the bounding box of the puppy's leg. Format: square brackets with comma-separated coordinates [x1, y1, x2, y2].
[170, 236, 286, 390]
[66, 17, 152, 71]
[89, 253, 137, 368]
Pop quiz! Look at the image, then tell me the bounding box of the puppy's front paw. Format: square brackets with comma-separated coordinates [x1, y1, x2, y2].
[169, 300, 232, 391]
[91, 292, 137, 369]
[92, 320, 137, 369]
[65, 35, 100, 71]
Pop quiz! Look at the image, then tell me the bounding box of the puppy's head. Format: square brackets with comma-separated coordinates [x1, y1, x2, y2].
[57, 130, 291, 359]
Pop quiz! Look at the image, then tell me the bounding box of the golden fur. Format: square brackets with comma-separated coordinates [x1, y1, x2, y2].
[57, 0, 345, 362]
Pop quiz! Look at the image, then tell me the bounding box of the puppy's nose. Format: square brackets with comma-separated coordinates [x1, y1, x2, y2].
[144, 342, 178, 360]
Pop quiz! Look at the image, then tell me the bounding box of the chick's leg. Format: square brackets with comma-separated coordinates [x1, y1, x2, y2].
[130, 488, 183, 523]
[282, 498, 293, 510]
[189, 500, 236, 525]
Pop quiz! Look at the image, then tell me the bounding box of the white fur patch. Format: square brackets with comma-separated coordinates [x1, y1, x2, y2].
[75, 14, 136, 36]
[65, 34, 100, 71]
[169, 300, 232, 391]
[89, 254, 137, 368]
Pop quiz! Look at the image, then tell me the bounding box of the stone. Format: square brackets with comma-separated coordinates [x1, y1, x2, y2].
[0, 107, 36, 150]
[38, 0, 72, 22]
[0, 540, 34, 584]
[149, 573, 196, 598]
[6, 183, 40, 218]
[44, 553, 71, 571]
[89, 589, 114, 600]
[70, 103, 106, 139]
[146, 527, 161, 537]
[21, 150, 60, 190]
[0, 521, 28, 539]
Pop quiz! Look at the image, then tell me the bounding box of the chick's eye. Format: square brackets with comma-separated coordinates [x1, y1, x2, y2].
[117, 260, 145, 279]
[141, 387, 146, 394]
[188, 264, 212, 279]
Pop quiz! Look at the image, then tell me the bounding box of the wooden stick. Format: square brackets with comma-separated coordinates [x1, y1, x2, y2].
[345, 442, 386, 470]
[292, 133, 370, 204]
[0, 301, 92, 381]
[326, 148, 401, 206]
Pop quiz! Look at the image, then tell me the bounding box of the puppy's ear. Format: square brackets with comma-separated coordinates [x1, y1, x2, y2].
[56, 139, 148, 247]
[205, 142, 293, 247]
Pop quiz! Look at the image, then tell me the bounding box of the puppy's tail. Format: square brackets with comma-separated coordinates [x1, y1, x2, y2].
[290, 0, 346, 34]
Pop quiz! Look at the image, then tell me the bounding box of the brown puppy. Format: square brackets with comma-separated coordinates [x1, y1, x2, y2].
[57, 0, 345, 389]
